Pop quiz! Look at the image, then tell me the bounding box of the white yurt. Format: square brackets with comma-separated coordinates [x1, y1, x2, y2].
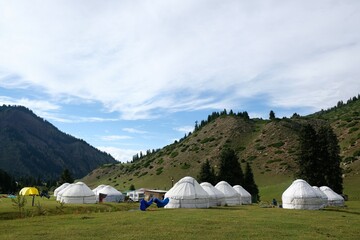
[56, 183, 73, 201]
[97, 185, 124, 203]
[282, 179, 324, 210]
[312, 186, 328, 208]
[215, 181, 240, 206]
[233, 185, 252, 205]
[60, 182, 96, 204]
[92, 184, 107, 201]
[165, 176, 210, 208]
[53, 183, 70, 197]
[320, 186, 344, 207]
[200, 182, 225, 207]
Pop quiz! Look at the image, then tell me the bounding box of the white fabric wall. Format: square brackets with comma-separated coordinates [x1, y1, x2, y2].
[282, 179, 323, 210]
[215, 181, 241, 206]
[165, 176, 210, 209]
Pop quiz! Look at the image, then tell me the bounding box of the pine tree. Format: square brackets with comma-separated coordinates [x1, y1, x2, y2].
[269, 110, 276, 120]
[218, 148, 243, 186]
[318, 126, 343, 193]
[296, 124, 320, 184]
[198, 160, 216, 185]
[59, 169, 74, 184]
[243, 162, 260, 203]
[297, 124, 343, 193]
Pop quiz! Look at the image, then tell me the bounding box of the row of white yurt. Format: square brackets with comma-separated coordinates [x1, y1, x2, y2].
[282, 179, 344, 210]
[165, 176, 252, 208]
[54, 183, 124, 204]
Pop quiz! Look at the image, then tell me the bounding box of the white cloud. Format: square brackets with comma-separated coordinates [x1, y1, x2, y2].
[97, 146, 139, 162]
[0, 1, 359, 119]
[100, 135, 132, 141]
[0, 96, 60, 114]
[174, 126, 194, 134]
[122, 128, 148, 134]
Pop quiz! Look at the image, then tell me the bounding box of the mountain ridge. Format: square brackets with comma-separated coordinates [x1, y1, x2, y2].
[81, 96, 360, 200]
[0, 105, 117, 180]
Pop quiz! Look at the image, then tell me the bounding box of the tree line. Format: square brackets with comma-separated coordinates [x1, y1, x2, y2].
[198, 148, 259, 203]
[0, 168, 74, 194]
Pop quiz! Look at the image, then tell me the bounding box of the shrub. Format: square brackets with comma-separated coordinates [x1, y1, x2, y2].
[156, 167, 163, 175]
[268, 142, 285, 148]
[266, 159, 282, 164]
[256, 146, 266, 150]
[349, 127, 359, 134]
[181, 163, 191, 169]
[353, 150, 360, 157]
[170, 151, 179, 158]
[200, 137, 216, 144]
[247, 156, 257, 161]
[11, 194, 27, 218]
[343, 156, 355, 163]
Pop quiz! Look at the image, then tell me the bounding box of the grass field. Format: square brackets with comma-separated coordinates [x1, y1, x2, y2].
[0, 196, 359, 240]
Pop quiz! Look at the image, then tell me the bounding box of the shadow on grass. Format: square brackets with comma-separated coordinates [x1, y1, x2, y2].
[322, 207, 360, 215]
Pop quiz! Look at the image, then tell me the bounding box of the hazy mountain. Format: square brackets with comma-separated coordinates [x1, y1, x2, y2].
[0, 105, 117, 180]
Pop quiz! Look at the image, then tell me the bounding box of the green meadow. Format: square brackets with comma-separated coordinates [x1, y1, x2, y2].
[0, 196, 359, 240]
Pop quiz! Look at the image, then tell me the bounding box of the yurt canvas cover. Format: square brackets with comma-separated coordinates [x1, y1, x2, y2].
[320, 186, 344, 207]
[312, 186, 328, 208]
[92, 185, 106, 202]
[282, 179, 324, 210]
[165, 176, 209, 208]
[200, 182, 225, 207]
[215, 181, 240, 206]
[233, 185, 252, 204]
[54, 183, 70, 197]
[97, 185, 124, 203]
[60, 182, 96, 204]
[56, 184, 73, 201]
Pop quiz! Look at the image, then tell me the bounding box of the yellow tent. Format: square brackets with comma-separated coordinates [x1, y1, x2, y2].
[19, 187, 39, 196]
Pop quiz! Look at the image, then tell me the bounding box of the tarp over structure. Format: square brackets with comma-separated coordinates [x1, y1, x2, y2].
[282, 179, 324, 210]
[59, 182, 96, 204]
[54, 183, 70, 197]
[215, 181, 240, 206]
[200, 182, 225, 207]
[320, 186, 344, 207]
[154, 197, 169, 208]
[95, 185, 124, 203]
[165, 176, 209, 209]
[19, 187, 40, 206]
[312, 186, 328, 208]
[19, 187, 39, 196]
[233, 185, 252, 205]
[140, 198, 154, 211]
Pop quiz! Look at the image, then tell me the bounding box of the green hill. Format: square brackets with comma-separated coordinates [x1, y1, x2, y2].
[82, 96, 360, 201]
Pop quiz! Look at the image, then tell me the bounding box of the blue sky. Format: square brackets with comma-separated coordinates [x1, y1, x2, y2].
[1, 0, 360, 162]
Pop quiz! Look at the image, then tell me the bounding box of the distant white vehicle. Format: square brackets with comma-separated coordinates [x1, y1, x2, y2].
[126, 190, 145, 202]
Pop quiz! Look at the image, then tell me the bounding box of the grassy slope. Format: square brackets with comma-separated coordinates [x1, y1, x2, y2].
[0, 197, 359, 240]
[81, 98, 360, 201]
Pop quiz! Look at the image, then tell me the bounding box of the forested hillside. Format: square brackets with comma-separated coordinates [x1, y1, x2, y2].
[0, 106, 117, 181]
